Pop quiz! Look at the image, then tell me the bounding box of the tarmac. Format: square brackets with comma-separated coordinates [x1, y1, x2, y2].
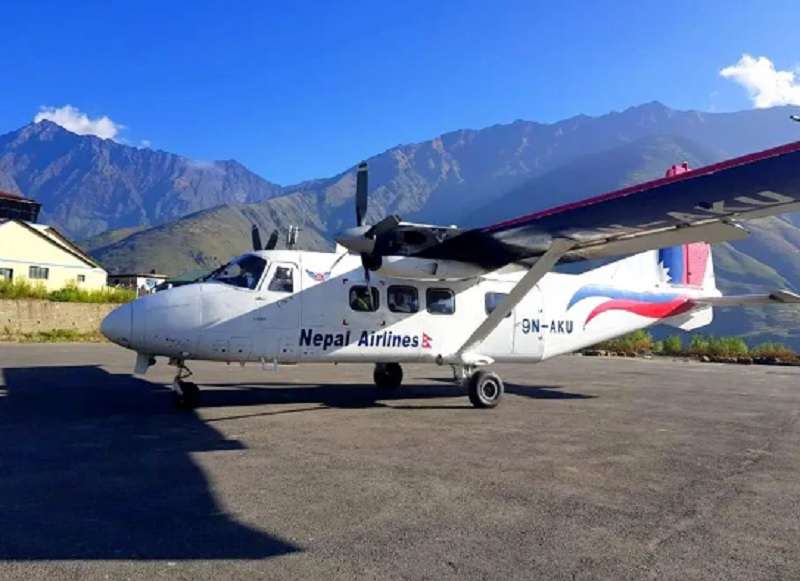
[0, 343, 798, 580]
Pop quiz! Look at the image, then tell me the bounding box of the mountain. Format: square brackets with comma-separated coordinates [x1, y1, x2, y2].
[5, 102, 800, 347]
[91, 196, 331, 276]
[0, 120, 282, 238]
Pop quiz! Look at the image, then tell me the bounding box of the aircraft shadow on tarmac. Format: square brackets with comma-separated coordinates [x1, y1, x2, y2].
[193, 378, 595, 411]
[0, 365, 301, 561]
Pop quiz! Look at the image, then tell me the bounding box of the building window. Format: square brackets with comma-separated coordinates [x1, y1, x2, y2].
[485, 292, 511, 317]
[0, 268, 12, 281]
[426, 288, 455, 315]
[349, 285, 379, 312]
[77, 274, 86, 283]
[387, 285, 419, 313]
[268, 266, 294, 293]
[29, 266, 49, 280]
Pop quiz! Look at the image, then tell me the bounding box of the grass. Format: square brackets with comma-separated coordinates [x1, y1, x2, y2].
[589, 330, 798, 361]
[0, 328, 106, 343]
[0, 279, 136, 304]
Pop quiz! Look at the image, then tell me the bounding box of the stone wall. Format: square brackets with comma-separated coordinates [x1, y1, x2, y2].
[0, 299, 116, 333]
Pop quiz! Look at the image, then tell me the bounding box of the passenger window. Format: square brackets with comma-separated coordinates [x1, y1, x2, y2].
[427, 288, 455, 315]
[485, 292, 511, 318]
[349, 285, 379, 312]
[268, 266, 294, 293]
[388, 285, 419, 313]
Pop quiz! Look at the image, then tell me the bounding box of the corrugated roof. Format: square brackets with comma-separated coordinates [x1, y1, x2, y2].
[0, 190, 35, 202]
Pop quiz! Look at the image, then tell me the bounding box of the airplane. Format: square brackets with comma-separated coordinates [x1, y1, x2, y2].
[100, 140, 800, 409]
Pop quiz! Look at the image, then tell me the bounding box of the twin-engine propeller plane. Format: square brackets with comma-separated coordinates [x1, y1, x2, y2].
[101, 141, 800, 408]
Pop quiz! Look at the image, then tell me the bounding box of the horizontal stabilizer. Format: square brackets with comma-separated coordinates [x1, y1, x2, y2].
[694, 290, 800, 307]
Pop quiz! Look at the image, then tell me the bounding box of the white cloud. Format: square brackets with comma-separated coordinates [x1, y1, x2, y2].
[33, 105, 124, 140]
[720, 54, 800, 108]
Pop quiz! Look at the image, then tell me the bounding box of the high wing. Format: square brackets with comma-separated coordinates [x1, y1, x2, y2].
[375, 141, 800, 269]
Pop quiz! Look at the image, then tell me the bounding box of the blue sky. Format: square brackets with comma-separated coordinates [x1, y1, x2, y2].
[2, 0, 799, 184]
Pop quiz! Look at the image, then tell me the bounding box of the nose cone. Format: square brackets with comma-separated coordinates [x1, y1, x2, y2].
[101, 303, 133, 347]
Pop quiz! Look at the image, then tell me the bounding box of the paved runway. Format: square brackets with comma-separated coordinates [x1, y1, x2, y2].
[0, 343, 798, 580]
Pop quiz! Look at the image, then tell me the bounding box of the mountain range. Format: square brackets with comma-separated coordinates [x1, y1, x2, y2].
[2, 102, 800, 347]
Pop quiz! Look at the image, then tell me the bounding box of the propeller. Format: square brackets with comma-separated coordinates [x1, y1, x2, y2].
[252, 224, 280, 251]
[356, 161, 368, 227]
[265, 229, 279, 250]
[335, 161, 402, 309]
[251, 224, 262, 251]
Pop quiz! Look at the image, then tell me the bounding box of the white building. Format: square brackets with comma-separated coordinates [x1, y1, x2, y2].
[0, 219, 107, 290]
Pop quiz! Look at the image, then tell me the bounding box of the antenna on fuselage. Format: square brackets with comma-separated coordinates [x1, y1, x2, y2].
[286, 225, 300, 249]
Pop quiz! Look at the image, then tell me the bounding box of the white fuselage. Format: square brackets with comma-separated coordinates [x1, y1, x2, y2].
[101, 249, 713, 367]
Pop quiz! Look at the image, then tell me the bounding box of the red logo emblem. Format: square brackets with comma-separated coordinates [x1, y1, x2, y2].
[421, 333, 432, 349]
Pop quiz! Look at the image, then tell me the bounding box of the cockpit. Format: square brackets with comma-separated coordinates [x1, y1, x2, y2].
[207, 255, 267, 290]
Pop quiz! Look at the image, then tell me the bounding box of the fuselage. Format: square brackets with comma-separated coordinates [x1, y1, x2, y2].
[101, 249, 713, 366]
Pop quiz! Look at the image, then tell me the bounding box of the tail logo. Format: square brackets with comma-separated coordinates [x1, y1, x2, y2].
[568, 285, 693, 326]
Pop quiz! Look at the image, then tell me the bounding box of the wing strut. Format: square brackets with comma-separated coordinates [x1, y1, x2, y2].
[455, 238, 575, 364]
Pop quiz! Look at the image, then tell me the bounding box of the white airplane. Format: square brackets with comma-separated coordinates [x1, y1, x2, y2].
[101, 142, 800, 408]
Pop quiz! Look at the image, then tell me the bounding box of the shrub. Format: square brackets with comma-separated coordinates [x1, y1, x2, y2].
[688, 334, 710, 355]
[0, 278, 136, 304]
[662, 335, 683, 355]
[593, 330, 654, 355]
[707, 336, 749, 357]
[0, 278, 49, 300]
[48, 282, 136, 304]
[751, 342, 796, 360]
[688, 334, 749, 358]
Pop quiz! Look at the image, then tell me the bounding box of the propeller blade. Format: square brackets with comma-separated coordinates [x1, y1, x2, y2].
[251, 224, 262, 251]
[355, 161, 368, 227]
[265, 229, 279, 250]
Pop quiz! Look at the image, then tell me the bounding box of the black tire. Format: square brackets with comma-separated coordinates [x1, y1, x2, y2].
[467, 371, 504, 409]
[374, 363, 403, 390]
[174, 381, 200, 409]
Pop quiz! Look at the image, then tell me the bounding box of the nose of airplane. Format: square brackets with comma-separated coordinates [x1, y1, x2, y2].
[101, 303, 133, 347]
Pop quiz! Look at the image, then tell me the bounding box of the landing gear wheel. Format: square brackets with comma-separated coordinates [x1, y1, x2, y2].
[374, 363, 403, 391]
[173, 380, 199, 409]
[467, 370, 504, 409]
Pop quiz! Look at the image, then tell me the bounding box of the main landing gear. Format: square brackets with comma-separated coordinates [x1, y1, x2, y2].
[374, 362, 403, 391]
[170, 359, 199, 409]
[454, 366, 505, 409]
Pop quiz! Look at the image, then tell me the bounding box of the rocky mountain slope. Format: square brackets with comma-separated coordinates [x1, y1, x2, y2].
[5, 102, 800, 346]
[0, 121, 282, 237]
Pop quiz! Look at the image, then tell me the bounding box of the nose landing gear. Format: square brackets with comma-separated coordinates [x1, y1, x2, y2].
[170, 359, 199, 409]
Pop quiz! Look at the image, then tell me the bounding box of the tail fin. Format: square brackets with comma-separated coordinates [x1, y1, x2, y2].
[657, 242, 717, 330]
[658, 242, 716, 291]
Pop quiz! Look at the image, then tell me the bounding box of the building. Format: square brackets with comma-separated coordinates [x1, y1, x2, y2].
[108, 272, 168, 295]
[0, 190, 41, 222]
[0, 219, 107, 290]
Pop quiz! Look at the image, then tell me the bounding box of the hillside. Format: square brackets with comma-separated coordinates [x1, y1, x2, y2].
[5, 102, 800, 347]
[0, 121, 282, 238]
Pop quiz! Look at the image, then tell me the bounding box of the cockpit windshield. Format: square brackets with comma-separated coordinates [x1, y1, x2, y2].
[207, 255, 267, 290]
